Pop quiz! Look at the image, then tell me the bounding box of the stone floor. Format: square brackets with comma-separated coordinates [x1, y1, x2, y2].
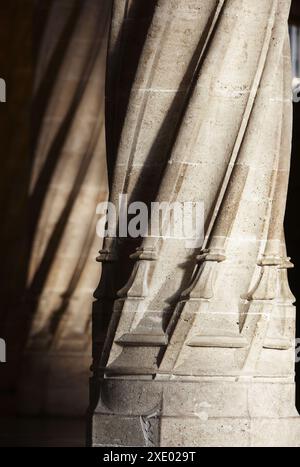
[0, 417, 86, 447]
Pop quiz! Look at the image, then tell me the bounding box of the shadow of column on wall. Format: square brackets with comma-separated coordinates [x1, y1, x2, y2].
[0, 0, 110, 420]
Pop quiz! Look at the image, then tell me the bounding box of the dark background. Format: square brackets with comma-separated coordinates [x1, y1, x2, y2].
[286, 0, 300, 409]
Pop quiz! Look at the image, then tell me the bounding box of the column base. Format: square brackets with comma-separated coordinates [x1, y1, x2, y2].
[91, 379, 300, 447]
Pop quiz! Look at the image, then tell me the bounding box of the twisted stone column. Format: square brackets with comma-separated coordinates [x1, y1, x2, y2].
[91, 0, 300, 446]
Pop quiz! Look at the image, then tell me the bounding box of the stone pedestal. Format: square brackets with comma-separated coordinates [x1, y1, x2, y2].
[93, 379, 300, 447]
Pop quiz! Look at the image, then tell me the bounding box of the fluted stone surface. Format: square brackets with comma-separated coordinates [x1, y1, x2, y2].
[91, 0, 300, 446]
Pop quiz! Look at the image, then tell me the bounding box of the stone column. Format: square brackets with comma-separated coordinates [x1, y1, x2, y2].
[91, 0, 300, 446]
